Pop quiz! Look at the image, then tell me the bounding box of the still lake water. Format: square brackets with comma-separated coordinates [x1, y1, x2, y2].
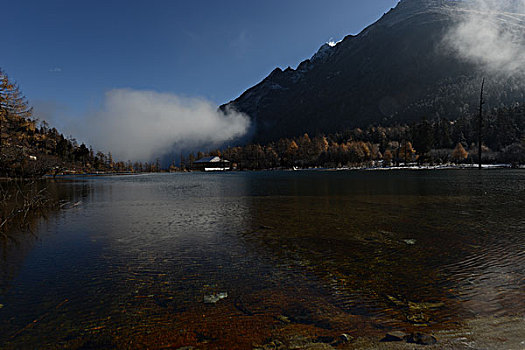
[0, 170, 524, 348]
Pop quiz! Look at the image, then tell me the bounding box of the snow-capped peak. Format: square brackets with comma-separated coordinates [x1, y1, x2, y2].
[328, 38, 342, 47]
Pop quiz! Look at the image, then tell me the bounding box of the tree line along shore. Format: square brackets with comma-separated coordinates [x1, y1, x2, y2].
[186, 109, 524, 171]
[1, 67, 524, 179]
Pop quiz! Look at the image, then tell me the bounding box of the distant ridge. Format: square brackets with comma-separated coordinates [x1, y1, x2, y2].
[221, 0, 525, 142]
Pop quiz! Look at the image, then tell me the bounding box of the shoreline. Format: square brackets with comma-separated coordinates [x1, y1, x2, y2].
[258, 163, 522, 172]
[1, 163, 523, 181]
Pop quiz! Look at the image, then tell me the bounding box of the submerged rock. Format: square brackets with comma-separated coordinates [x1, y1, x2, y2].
[203, 292, 228, 304]
[275, 315, 291, 324]
[406, 333, 437, 345]
[255, 339, 285, 350]
[380, 332, 406, 342]
[332, 333, 353, 346]
[312, 333, 353, 346]
[381, 331, 437, 345]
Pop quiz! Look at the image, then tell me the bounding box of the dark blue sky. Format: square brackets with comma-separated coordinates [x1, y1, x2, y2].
[2, 0, 399, 115]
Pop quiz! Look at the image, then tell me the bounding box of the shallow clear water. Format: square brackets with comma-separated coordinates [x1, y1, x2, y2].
[0, 170, 524, 348]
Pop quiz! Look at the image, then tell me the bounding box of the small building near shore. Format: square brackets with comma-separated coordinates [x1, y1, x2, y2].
[192, 156, 231, 171]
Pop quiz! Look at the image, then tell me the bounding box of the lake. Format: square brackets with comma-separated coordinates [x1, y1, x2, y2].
[0, 170, 524, 349]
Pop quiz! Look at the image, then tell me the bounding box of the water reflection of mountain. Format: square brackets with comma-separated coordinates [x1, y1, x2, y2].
[237, 170, 525, 329]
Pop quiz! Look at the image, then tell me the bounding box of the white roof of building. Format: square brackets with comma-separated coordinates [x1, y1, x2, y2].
[194, 156, 230, 163]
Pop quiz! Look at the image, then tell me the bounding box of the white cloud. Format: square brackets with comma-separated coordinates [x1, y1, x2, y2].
[444, 0, 525, 76]
[75, 89, 251, 161]
[48, 67, 62, 73]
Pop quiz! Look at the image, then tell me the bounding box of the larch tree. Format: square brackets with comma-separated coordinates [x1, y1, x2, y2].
[399, 141, 416, 165]
[452, 143, 468, 163]
[286, 140, 299, 166]
[0, 69, 15, 152]
[0, 69, 33, 119]
[383, 149, 393, 166]
[0, 68, 33, 168]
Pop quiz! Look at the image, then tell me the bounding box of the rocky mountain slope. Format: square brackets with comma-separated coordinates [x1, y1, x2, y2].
[222, 0, 525, 142]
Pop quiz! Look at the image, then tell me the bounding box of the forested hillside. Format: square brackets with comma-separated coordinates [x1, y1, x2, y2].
[0, 68, 147, 177]
[222, 0, 525, 143]
[194, 108, 524, 169]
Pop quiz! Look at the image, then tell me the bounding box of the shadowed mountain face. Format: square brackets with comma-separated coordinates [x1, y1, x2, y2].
[222, 0, 525, 143]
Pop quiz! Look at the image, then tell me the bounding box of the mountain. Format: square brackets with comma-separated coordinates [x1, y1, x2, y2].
[221, 0, 525, 143]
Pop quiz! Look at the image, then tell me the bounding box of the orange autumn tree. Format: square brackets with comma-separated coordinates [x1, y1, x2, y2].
[399, 141, 416, 165]
[383, 149, 393, 166]
[452, 143, 468, 163]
